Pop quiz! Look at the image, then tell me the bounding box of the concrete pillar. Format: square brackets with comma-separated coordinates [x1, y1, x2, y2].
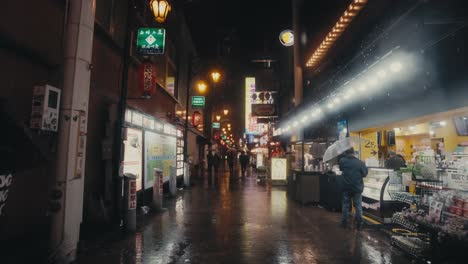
[292, 0, 303, 106]
[49, 0, 95, 263]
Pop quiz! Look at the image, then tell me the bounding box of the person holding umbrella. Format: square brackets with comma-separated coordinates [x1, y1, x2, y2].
[339, 147, 368, 229]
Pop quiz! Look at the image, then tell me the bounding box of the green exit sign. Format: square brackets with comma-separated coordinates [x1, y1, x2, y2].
[137, 28, 166, 55]
[191, 96, 205, 108]
[212, 122, 220, 129]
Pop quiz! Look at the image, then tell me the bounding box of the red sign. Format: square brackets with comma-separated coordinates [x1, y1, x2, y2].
[138, 62, 157, 96]
[128, 180, 137, 209]
[191, 111, 202, 127]
[214, 132, 220, 141]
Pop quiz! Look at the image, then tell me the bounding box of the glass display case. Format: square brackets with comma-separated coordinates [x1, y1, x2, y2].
[289, 142, 303, 171]
[289, 141, 329, 172]
[362, 168, 405, 223]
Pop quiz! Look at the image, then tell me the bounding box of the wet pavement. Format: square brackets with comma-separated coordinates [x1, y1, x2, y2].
[76, 167, 412, 264]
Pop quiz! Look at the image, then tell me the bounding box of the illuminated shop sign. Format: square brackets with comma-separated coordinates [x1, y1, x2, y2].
[137, 28, 166, 55]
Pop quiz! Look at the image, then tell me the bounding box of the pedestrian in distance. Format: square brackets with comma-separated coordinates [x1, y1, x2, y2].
[213, 151, 221, 173]
[227, 151, 235, 176]
[207, 150, 215, 177]
[239, 151, 249, 177]
[339, 147, 368, 230]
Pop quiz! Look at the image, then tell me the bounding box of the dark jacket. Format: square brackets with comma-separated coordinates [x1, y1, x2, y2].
[239, 154, 249, 167]
[227, 152, 235, 165]
[339, 154, 368, 193]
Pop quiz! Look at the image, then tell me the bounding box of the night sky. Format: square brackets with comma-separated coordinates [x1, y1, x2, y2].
[184, 0, 293, 60]
[182, 0, 350, 136]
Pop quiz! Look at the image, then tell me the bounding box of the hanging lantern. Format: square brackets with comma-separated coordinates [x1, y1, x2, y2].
[149, 0, 171, 23]
[138, 61, 157, 96]
[191, 111, 202, 127]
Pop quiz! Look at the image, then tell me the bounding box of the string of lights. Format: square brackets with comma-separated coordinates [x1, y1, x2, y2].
[306, 0, 368, 68]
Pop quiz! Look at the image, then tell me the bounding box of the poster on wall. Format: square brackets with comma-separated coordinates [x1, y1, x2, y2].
[123, 128, 143, 191]
[144, 131, 176, 188]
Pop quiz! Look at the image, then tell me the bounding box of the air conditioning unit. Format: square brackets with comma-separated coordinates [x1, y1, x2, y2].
[30, 84, 61, 132]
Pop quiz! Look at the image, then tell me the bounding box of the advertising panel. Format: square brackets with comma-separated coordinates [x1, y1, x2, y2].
[144, 131, 177, 188]
[123, 128, 143, 191]
[245, 77, 264, 134]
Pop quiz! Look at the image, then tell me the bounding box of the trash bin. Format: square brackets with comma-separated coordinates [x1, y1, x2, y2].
[169, 165, 177, 197]
[153, 168, 164, 211]
[123, 173, 137, 232]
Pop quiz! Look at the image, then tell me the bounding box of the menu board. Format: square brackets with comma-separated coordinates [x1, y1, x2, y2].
[271, 158, 287, 180]
[144, 131, 176, 188]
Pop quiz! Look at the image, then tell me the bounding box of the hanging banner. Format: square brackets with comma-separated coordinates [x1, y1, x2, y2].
[138, 62, 157, 96]
[191, 111, 202, 127]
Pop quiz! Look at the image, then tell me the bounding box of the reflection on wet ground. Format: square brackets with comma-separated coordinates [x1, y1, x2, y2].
[76, 168, 411, 264]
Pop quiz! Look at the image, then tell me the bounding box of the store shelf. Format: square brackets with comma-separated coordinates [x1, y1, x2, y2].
[442, 211, 468, 221]
[391, 235, 430, 259]
[392, 213, 419, 232]
[391, 192, 421, 205]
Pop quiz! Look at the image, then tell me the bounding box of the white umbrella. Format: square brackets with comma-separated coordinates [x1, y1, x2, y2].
[323, 137, 367, 162]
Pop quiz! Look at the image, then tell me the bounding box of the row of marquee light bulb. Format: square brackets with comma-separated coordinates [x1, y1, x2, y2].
[279, 52, 411, 135]
[306, 0, 368, 68]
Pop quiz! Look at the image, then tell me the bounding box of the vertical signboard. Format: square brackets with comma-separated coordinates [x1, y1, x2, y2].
[123, 128, 143, 191]
[144, 131, 177, 188]
[128, 180, 137, 209]
[245, 77, 257, 134]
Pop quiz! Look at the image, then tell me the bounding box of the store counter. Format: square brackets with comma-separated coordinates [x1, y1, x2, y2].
[288, 170, 322, 204]
[320, 173, 343, 212]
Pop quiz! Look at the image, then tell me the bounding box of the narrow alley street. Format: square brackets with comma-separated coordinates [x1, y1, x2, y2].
[76, 167, 410, 264]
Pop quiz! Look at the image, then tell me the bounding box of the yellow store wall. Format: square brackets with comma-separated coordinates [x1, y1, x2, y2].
[433, 120, 468, 153]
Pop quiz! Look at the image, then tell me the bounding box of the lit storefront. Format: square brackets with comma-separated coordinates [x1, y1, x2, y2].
[123, 108, 179, 204]
[281, 0, 468, 259]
